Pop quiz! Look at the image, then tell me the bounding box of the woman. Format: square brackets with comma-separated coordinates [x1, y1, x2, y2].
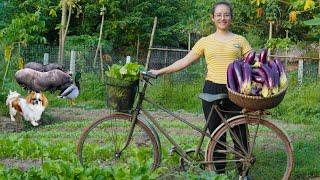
[149, 1, 252, 179]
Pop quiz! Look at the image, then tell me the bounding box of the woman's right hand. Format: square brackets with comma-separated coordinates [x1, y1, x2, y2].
[148, 69, 162, 76]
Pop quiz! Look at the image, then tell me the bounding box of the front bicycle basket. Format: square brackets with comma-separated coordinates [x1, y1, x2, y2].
[227, 85, 288, 111]
[106, 77, 139, 113]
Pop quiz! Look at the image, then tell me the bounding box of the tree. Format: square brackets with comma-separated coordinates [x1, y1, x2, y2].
[0, 12, 46, 89]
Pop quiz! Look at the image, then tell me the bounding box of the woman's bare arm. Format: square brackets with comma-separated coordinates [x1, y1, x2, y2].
[149, 51, 200, 76]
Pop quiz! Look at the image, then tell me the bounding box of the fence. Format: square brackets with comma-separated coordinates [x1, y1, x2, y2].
[20, 43, 319, 85]
[270, 43, 320, 85]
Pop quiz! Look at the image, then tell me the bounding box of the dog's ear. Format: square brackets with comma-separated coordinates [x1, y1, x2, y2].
[41, 93, 48, 107]
[25, 92, 34, 104]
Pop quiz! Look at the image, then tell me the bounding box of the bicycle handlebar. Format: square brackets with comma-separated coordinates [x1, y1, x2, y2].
[140, 71, 158, 80]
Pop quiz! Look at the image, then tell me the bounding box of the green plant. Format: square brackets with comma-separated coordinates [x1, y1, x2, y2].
[105, 62, 144, 82]
[265, 38, 292, 50]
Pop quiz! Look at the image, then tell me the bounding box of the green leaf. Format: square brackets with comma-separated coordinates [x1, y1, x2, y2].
[304, 18, 320, 26]
[106, 62, 143, 82]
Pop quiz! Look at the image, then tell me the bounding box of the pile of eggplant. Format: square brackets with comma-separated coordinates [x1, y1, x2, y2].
[227, 48, 287, 97]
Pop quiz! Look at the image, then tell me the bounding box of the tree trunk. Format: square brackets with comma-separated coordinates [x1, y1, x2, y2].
[58, 0, 67, 65]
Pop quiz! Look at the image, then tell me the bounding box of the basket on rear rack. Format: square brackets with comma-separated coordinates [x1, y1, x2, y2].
[106, 77, 139, 113]
[227, 85, 288, 111]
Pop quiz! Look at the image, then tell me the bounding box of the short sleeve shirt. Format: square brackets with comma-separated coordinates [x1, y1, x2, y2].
[192, 34, 252, 84]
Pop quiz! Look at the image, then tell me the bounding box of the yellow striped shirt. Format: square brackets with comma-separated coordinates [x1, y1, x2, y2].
[192, 34, 252, 84]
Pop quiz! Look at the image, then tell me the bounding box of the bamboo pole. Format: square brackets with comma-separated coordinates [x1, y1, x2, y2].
[145, 17, 157, 70]
[99, 44, 104, 81]
[136, 34, 140, 60]
[93, 6, 106, 69]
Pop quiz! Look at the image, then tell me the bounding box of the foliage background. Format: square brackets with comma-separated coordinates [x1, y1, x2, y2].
[0, 0, 319, 178]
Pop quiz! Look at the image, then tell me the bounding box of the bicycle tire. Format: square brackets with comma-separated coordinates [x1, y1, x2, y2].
[77, 113, 161, 170]
[206, 115, 293, 180]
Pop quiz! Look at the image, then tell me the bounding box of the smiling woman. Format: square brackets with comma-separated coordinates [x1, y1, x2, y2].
[148, 1, 253, 179]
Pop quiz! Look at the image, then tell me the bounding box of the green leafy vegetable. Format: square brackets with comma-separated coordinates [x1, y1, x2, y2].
[106, 62, 144, 82]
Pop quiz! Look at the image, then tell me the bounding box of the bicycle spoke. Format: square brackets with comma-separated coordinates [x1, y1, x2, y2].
[215, 139, 246, 158]
[248, 122, 260, 156]
[227, 126, 248, 156]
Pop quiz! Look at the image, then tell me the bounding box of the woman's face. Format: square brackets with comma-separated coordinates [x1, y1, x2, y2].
[212, 4, 232, 31]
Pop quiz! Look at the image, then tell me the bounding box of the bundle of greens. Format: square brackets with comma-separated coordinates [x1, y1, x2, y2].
[106, 62, 144, 82]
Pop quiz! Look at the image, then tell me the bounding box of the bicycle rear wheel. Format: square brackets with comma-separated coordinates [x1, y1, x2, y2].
[77, 113, 161, 170]
[206, 116, 293, 180]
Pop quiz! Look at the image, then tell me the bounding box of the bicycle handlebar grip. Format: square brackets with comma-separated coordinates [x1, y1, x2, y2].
[141, 71, 157, 79]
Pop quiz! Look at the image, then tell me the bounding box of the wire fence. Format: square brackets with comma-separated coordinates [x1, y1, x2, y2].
[19, 43, 319, 85]
[19, 44, 206, 82]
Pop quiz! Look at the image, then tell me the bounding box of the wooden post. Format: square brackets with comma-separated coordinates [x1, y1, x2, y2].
[267, 21, 274, 60]
[70, 50, 76, 75]
[126, 56, 131, 64]
[164, 46, 168, 66]
[145, 17, 157, 70]
[298, 59, 303, 85]
[43, 53, 49, 65]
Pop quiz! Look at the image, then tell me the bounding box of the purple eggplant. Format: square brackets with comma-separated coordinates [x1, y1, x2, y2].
[268, 60, 280, 93]
[258, 48, 268, 64]
[252, 74, 265, 84]
[241, 63, 252, 95]
[251, 87, 261, 96]
[268, 60, 280, 78]
[227, 62, 237, 91]
[252, 68, 267, 80]
[259, 64, 274, 88]
[274, 58, 288, 88]
[233, 61, 243, 92]
[244, 51, 256, 65]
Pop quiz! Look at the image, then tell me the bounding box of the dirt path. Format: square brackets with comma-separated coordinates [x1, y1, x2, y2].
[46, 107, 204, 122]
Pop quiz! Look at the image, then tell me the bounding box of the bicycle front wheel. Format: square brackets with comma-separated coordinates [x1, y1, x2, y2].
[77, 113, 161, 170]
[206, 116, 293, 180]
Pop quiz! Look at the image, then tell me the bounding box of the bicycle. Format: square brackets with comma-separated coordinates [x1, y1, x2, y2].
[77, 71, 293, 179]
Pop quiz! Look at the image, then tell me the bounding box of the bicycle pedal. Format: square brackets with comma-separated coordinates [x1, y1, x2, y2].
[169, 146, 177, 156]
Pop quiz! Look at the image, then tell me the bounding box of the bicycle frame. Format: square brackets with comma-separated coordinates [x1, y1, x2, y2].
[122, 73, 279, 168]
[123, 75, 225, 165]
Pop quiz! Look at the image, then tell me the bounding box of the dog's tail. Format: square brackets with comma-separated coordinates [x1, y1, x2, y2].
[6, 90, 21, 105]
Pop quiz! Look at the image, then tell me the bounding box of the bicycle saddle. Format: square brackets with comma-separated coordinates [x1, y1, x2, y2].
[198, 93, 228, 103]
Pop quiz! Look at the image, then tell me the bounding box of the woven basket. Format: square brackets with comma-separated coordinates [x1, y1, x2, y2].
[227, 85, 288, 111]
[106, 77, 139, 113]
